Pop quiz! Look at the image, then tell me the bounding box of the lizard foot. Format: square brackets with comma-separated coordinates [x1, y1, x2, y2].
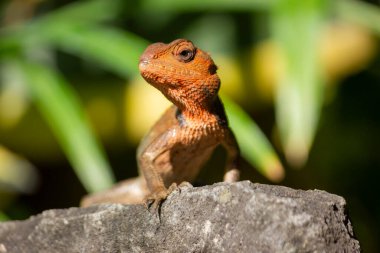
[177, 181, 193, 192]
[144, 183, 178, 212]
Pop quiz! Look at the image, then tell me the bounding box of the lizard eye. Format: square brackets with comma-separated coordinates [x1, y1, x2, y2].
[176, 48, 195, 62]
[172, 40, 196, 62]
[180, 49, 191, 57]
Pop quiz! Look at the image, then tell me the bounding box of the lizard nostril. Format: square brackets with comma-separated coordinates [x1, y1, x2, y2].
[138, 59, 150, 72]
[139, 59, 149, 65]
[140, 42, 166, 63]
[139, 53, 151, 64]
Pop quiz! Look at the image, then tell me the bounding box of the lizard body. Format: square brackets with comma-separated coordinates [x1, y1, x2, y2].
[81, 39, 240, 208]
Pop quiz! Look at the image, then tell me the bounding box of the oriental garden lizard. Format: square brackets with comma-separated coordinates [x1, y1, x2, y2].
[81, 39, 240, 209]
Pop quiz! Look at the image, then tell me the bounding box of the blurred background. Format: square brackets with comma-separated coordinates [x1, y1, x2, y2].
[0, 0, 379, 251]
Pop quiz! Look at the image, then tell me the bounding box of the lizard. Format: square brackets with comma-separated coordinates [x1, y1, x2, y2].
[81, 39, 240, 209]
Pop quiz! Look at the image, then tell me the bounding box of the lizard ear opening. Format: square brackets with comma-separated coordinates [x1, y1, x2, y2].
[209, 64, 218, 74]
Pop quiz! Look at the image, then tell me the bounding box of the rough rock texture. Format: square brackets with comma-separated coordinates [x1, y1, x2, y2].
[0, 181, 360, 253]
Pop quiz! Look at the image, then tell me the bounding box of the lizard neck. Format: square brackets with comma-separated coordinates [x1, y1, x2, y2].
[164, 75, 222, 124]
[175, 96, 228, 128]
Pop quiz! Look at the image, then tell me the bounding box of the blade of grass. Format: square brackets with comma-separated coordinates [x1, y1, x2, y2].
[271, 0, 325, 167]
[0, 0, 122, 56]
[0, 0, 122, 41]
[10, 0, 148, 78]
[223, 97, 284, 182]
[32, 0, 123, 26]
[15, 60, 115, 193]
[1, 0, 146, 77]
[43, 26, 149, 78]
[15, 20, 148, 78]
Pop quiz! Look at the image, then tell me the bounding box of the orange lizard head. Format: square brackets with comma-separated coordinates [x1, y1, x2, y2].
[139, 39, 220, 111]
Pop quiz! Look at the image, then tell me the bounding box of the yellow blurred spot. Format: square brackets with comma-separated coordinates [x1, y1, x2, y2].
[251, 41, 284, 104]
[271, 124, 310, 168]
[284, 137, 310, 169]
[320, 23, 377, 83]
[214, 55, 245, 103]
[0, 63, 29, 129]
[251, 23, 377, 102]
[86, 97, 117, 138]
[262, 154, 285, 182]
[0, 145, 38, 195]
[124, 77, 171, 144]
[251, 23, 377, 167]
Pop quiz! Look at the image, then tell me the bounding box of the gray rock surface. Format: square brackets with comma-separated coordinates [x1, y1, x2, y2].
[0, 181, 360, 253]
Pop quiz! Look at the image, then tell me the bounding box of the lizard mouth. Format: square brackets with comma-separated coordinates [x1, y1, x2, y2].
[139, 59, 175, 88]
[139, 60, 158, 84]
[139, 60, 154, 81]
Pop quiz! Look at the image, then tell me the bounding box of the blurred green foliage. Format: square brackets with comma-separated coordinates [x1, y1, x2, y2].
[224, 96, 283, 182]
[272, 0, 325, 166]
[0, 0, 380, 251]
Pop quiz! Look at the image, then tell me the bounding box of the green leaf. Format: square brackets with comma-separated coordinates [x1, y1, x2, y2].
[19, 21, 148, 78]
[16, 60, 115, 193]
[44, 26, 149, 78]
[32, 1, 146, 77]
[271, 0, 326, 167]
[1, 0, 148, 78]
[32, 0, 123, 26]
[223, 97, 284, 182]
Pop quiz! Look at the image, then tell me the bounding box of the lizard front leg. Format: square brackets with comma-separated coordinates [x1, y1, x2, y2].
[222, 128, 240, 183]
[137, 129, 179, 210]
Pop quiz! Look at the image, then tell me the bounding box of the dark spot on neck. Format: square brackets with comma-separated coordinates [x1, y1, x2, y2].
[202, 86, 212, 99]
[175, 108, 186, 126]
[211, 97, 228, 127]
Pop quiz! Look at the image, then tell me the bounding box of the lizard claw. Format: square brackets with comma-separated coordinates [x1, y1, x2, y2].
[177, 181, 193, 192]
[144, 183, 178, 212]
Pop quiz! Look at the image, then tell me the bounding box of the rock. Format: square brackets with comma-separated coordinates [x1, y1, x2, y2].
[0, 181, 360, 253]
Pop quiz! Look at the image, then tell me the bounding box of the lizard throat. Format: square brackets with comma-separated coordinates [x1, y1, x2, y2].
[175, 96, 228, 128]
